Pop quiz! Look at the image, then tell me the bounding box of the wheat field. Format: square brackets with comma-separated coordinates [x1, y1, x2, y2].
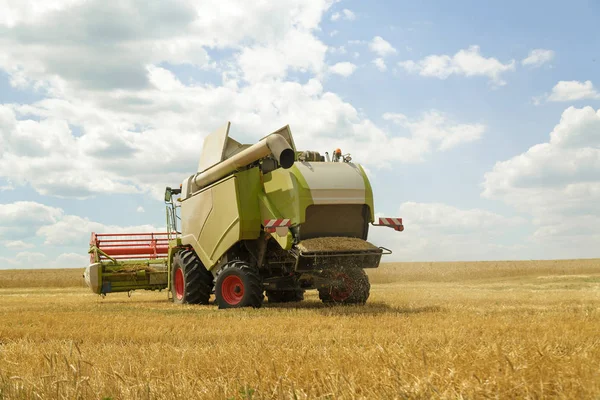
[0, 260, 599, 399]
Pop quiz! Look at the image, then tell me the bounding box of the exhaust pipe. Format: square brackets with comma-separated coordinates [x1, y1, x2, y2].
[193, 134, 294, 189]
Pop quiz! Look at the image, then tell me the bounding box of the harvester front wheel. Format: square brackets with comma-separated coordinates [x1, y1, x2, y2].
[215, 261, 263, 309]
[171, 250, 213, 305]
[266, 289, 304, 303]
[318, 268, 370, 305]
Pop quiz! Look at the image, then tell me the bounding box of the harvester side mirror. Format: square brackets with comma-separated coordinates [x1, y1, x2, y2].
[164, 187, 172, 202]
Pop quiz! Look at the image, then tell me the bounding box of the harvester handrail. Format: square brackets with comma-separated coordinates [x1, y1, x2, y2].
[94, 232, 171, 237]
[95, 239, 170, 243]
[89, 232, 173, 263]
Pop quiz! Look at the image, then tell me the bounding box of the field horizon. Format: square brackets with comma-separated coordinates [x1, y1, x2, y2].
[1, 259, 599, 399]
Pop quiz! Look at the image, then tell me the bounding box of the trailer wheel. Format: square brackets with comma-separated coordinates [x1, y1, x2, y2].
[171, 250, 213, 305]
[215, 261, 263, 309]
[318, 268, 370, 305]
[266, 289, 304, 303]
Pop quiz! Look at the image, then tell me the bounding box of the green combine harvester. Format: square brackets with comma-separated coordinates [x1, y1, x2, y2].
[84, 123, 403, 308]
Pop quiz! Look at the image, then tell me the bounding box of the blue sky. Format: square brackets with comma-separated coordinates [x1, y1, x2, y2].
[1, 0, 599, 268]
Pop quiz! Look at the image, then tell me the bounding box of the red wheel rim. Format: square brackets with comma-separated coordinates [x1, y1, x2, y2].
[174, 268, 184, 300]
[221, 275, 244, 305]
[331, 273, 353, 301]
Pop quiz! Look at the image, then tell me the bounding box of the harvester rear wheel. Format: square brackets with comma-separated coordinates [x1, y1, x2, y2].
[266, 289, 304, 303]
[171, 250, 213, 305]
[318, 268, 370, 305]
[215, 261, 263, 309]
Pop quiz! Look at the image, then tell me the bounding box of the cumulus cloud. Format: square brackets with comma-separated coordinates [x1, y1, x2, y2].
[37, 215, 160, 246]
[372, 58, 386, 72]
[369, 36, 397, 57]
[136, 206, 145, 213]
[483, 106, 600, 256]
[0, 200, 162, 268]
[368, 202, 526, 261]
[0, 0, 337, 91]
[237, 30, 328, 83]
[329, 62, 357, 77]
[0, 69, 486, 198]
[522, 49, 555, 68]
[331, 9, 355, 21]
[399, 45, 516, 86]
[383, 110, 485, 153]
[0, 251, 89, 269]
[547, 80, 600, 102]
[0, 201, 159, 248]
[0, 201, 63, 238]
[3, 240, 35, 249]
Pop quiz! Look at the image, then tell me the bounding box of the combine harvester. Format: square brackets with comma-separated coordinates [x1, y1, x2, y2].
[85, 123, 403, 308]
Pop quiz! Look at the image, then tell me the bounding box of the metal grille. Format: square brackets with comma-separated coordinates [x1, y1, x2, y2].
[298, 204, 369, 240]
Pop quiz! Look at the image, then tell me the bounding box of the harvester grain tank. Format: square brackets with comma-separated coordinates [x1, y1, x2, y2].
[85, 122, 404, 308]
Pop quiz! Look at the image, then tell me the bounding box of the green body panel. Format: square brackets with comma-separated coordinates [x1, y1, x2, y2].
[181, 170, 264, 271]
[262, 164, 314, 225]
[234, 168, 262, 239]
[273, 230, 294, 250]
[357, 164, 375, 222]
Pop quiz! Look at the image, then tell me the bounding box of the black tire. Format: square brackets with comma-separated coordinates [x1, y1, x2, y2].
[215, 261, 264, 309]
[266, 289, 304, 303]
[171, 250, 213, 305]
[318, 268, 370, 305]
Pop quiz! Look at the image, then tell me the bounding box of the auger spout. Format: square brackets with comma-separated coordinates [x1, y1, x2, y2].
[192, 133, 294, 189]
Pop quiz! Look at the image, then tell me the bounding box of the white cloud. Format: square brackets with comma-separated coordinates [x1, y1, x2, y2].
[137, 206, 145, 213]
[399, 45, 516, 86]
[0, 201, 63, 238]
[328, 46, 347, 55]
[369, 36, 397, 57]
[0, 199, 163, 268]
[383, 110, 485, 153]
[13, 251, 47, 265]
[342, 9, 356, 21]
[0, 0, 335, 91]
[398, 202, 525, 232]
[547, 80, 600, 102]
[37, 215, 160, 246]
[522, 49, 555, 68]
[0, 251, 90, 269]
[0, 1, 484, 202]
[483, 106, 600, 257]
[0, 71, 487, 199]
[53, 253, 89, 268]
[3, 240, 35, 249]
[237, 30, 328, 83]
[369, 202, 526, 261]
[373, 58, 387, 72]
[0, 200, 160, 248]
[331, 8, 355, 22]
[329, 62, 357, 77]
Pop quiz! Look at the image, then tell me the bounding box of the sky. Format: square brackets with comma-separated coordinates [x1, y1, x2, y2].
[0, 0, 599, 269]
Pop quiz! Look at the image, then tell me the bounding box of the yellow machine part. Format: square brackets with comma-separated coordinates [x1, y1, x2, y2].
[180, 169, 261, 270]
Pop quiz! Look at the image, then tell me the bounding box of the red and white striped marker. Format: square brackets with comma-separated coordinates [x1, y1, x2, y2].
[378, 217, 404, 231]
[263, 219, 291, 233]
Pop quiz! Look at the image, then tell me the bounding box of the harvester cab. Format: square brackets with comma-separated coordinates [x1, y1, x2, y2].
[84, 122, 404, 308]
